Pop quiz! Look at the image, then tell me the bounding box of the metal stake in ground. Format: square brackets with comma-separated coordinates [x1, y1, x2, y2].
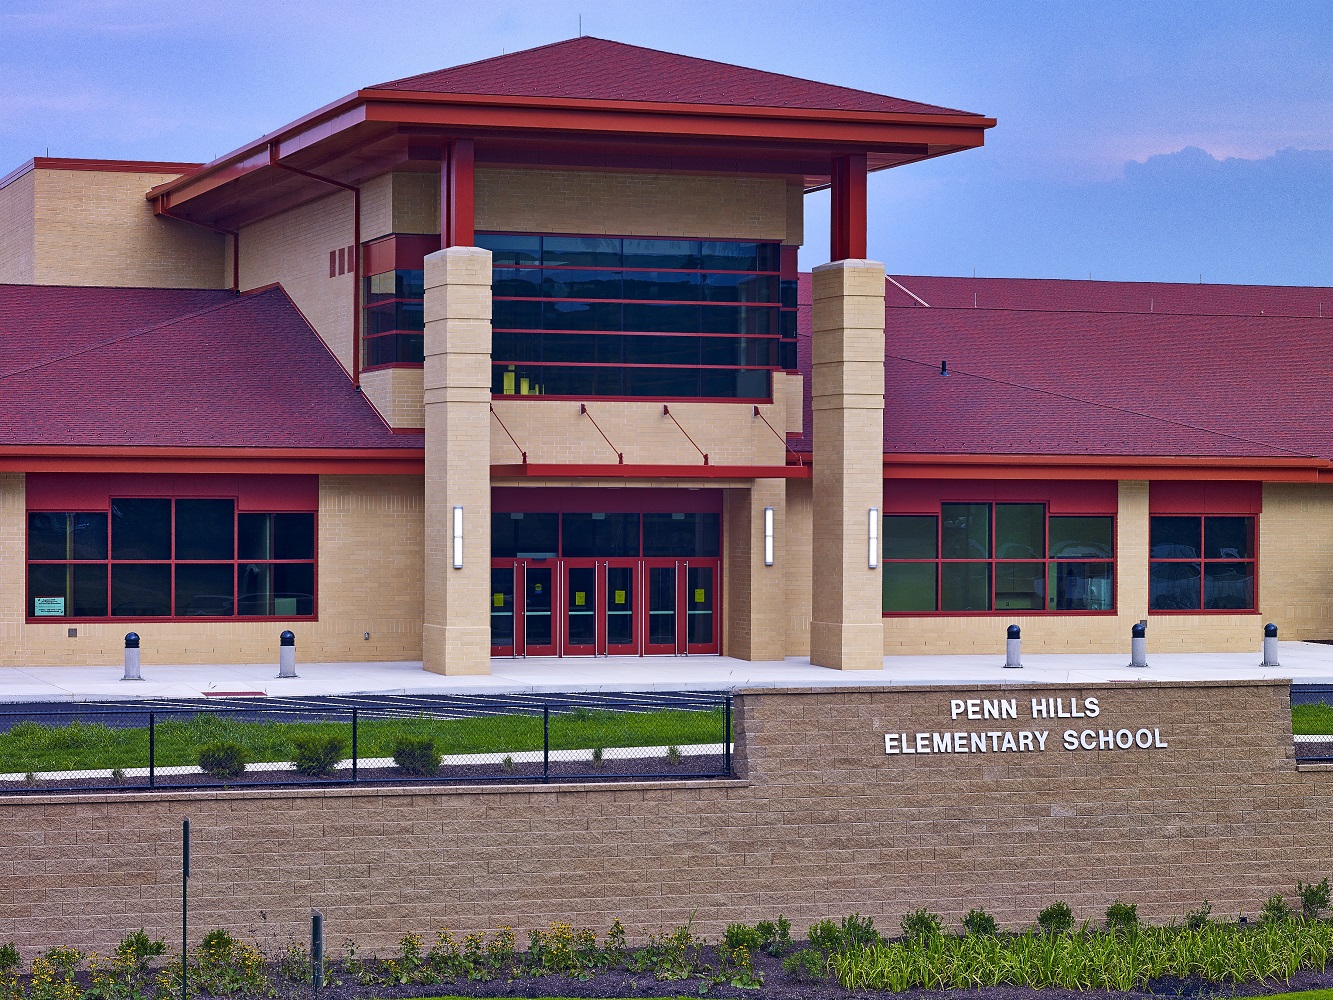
[182, 817, 190, 1000]
[311, 911, 324, 992]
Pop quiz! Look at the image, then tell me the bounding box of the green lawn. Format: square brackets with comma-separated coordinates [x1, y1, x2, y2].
[1255, 992, 1333, 1000]
[1293, 702, 1333, 736]
[0, 706, 727, 774]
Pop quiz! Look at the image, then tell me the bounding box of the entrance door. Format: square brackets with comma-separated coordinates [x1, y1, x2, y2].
[603, 562, 636, 655]
[563, 561, 598, 656]
[520, 561, 556, 656]
[642, 560, 680, 655]
[684, 562, 719, 654]
[490, 565, 516, 655]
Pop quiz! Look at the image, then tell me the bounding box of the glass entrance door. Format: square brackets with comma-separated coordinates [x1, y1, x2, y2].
[563, 562, 598, 656]
[685, 563, 719, 654]
[604, 562, 636, 655]
[520, 562, 556, 656]
[490, 565, 516, 655]
[642, 562, 679, 655]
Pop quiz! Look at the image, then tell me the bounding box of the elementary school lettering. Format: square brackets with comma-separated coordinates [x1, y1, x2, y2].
[883, 696, 1169, 756]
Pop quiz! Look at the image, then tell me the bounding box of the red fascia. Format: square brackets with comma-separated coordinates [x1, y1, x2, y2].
[490, 463, 809, 479]
[27, 473, 317, 511]
[0, 446, 424, 476]
[493, 485, 724, 513]
[882, 453, 1332, 482]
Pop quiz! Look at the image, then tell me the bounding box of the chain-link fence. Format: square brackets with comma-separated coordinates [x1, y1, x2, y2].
[1293, 683, 1333, 763]
[0, 691, 732, 793]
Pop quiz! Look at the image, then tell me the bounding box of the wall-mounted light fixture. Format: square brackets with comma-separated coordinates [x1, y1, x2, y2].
[868, 507, 880, 569]
[763, 506, 775, 566]
[452, 505, 464, 569]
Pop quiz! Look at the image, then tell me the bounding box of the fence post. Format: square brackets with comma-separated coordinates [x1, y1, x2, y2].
[149, 712, 156, 788]
[311, 910, 324, 991]
[351, 708, 358, 783]
[724, 696, 732, 776]
[543, 705, 550, 783]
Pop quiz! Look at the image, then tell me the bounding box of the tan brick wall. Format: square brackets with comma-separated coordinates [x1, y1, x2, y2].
[882, 480, 1265, 656]
[239, 191, 356, 375]
[490, 397, 787, 468]
[723, 480, 786, 660]
[476, 167, 797, 242]
[360, 367, 425, 429]
[1259, 482, 1333, 639]
[0, 475, 423, 666]
[359, 171, 439, 242]
[0, 171, 36, 283]
[31, 169, 224, 288]
[784, 476, 813, 654]
[0, 680, 1326, 956]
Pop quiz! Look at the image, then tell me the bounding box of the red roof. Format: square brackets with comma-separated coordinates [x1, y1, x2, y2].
[0, 285, 417, 451]
[795, 274, 1333, 459]
[374, 36, 976, 116]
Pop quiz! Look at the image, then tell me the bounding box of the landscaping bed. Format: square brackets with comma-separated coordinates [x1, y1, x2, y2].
[10, 895, 1333, 1000]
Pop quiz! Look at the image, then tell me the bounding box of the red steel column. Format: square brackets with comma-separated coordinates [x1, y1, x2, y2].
[829, 153, 868, 261]
[442, 139, 476, 248]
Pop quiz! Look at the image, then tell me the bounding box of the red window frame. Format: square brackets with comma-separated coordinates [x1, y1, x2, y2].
[881, 482, 1119, 618]
[1147, 514, 1258, 614]
[25, 495, 319, 623]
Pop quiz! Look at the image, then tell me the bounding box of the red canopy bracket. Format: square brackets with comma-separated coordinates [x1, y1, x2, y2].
[489, 405, 527, 464]
[580, 403, 624, 463]
[753, 405, 805, 466]
[662, 405, 709, 465]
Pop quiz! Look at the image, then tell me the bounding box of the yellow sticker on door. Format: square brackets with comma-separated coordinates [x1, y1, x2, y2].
[575, 592, 586, 606]
[694, 589, 705, 603]
[614, 590, 626, 604]
[493, 593, 504, 607]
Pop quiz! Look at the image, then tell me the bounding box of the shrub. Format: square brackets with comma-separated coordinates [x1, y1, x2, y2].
[666, 745, 682, 764]
[1105, 900, 1139, 933]
[89, 930, 166, 1000]
[754, 915, 792, 955]
[719, 926, 766, 987]
[1261, 893, 1294, 925]
[0, 945, 17, 974]
[110, 768, 125, 783]
[197, 741, 247, 779]
[184, 928, 268, 995]
[900, 909, 943, 941]
[627, 917, 703, 981]
[962, 908, 998, 937]
[592, 747, 604, 767]
[781, 948, 827, 981]
[808, 914, 879, 953]
[502, 755, 515, 773]
[724, 923, 765, 952]
[392, 737, 440, 777]
[290, 734, 345, 777]
[1184, 900, 1212, 930]
[1037, 901, 1074, 935]
[1298, 877, 1331, 920]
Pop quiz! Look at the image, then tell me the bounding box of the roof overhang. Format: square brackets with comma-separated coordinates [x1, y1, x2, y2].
[882, 453, 1333, 482]
[147, 89, 994, 229]
[0, 445, 424, 475]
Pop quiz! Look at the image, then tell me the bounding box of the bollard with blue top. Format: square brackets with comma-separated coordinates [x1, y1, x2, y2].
[1003, 624, 1022, 668]
[277, 630, 297, 678]
[1262, 623, 1280, 667]
[1129, 621, 1148, 668]
[122, 632, 142, 681]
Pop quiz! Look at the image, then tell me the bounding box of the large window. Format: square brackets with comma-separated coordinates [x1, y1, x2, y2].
[27, 499, 316, 619]
[883, 503, 1115, 614]
[362, 268, 424, 368]
[491, 511, 720, 559]
[480, 232, 796, 401]
[1149, 515, 1255, 611]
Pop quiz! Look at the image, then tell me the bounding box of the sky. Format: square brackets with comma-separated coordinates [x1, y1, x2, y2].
[1, 0, 1329, 286]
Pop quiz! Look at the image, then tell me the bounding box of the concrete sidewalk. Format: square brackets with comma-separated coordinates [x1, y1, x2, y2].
[1, 642, 1332, 702]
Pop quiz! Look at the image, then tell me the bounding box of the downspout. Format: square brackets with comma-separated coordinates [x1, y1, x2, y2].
[153, 193, 239, 292]
[267, 142, 362, 388]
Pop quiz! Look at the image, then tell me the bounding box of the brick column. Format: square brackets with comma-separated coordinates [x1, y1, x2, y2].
[809, 259, 885, 670]
[422, 246, 492, 675]
[723, 480, 787, 661]
[1116, 481, 1150, 627]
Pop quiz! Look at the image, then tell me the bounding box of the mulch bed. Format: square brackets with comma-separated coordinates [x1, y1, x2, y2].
[1296, 741, 1333, 762]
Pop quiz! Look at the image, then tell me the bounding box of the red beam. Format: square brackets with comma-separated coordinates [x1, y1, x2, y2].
[830, 152, 867, 261]
[881, 452, 1331, 482]
[491, 463, 809, 479]
[0, 445, 423, 476]
[443, 138, 475, 248]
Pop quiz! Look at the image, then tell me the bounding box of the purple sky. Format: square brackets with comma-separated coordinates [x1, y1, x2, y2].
[2, 0, 1329, 285]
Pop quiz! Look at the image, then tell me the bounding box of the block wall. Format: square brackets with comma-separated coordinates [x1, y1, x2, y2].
[31, 169, 224, 288]
[0, 171, 36, 283]
[0, 475, 423, 667]
[239, 191, 356, 375]
[360, 367, 425, 429]
[0, 680, 1327, 956]
[475, 168, 799, 243]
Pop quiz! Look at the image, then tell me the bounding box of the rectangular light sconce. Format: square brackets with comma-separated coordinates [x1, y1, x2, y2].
[868, 507, 880, 569]
[763, 506, 775, 566]
[452, 505, 464, 569]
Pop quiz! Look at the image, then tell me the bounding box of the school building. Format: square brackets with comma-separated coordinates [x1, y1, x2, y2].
[2, 36, 1331, 673]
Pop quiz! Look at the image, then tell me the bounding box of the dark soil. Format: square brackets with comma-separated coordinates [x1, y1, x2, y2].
[1, 753, 731, 794]
[254, 946, 1333, 1000]
[1296, 741, 1333, 762]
